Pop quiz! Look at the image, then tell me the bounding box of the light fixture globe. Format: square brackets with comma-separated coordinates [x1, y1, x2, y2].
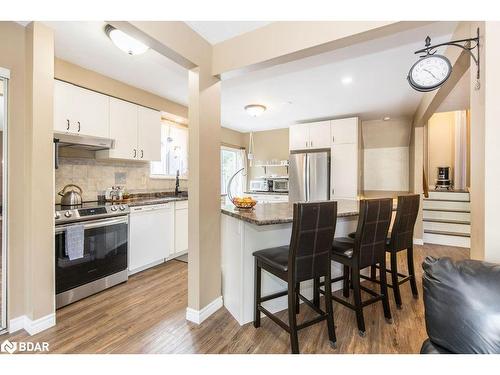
[244, 104, 267, 117]
[105, 24, 149, 56]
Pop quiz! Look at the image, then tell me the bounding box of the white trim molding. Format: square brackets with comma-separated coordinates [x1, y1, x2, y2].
[9, 313, 56, 336]
[413, 238, 424, 245]
[0, 67, 10, 79]
[186, 296, 223, 325]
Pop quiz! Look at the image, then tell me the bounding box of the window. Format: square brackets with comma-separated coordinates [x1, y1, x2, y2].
[221, 146, 245, 196]
[151, 121, 188, 178]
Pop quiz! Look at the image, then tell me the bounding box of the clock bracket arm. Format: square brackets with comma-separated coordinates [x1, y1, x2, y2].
[413, 27, 480, 80]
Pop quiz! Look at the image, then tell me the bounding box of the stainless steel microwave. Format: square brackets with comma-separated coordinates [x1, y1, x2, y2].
[271, 179, 289, 192]
[249, 179, 269, 192]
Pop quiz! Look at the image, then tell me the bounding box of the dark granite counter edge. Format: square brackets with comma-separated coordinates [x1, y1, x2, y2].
[128, 196, 188, 207]
[221, 208, 359, 226]
[244, 191, 289, 195]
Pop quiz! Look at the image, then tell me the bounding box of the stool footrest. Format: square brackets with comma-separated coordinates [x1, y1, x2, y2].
[260, 290, 288, 302]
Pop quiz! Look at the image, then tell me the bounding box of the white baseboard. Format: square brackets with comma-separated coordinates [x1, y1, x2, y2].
[8, 316, 25, 333]
[186, 296, 223, 325]
[9, 313, 56, 336]
[413, 238, 424, 245]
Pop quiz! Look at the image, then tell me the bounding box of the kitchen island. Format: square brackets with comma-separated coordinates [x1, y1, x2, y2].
[221, 200, 362, 325]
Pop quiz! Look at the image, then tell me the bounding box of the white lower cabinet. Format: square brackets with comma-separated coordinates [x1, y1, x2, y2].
[174, 201, 188, 254]
[129, 203, 174, 274]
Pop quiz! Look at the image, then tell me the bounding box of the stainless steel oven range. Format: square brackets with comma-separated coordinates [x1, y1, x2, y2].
[54, 202, 130, 309]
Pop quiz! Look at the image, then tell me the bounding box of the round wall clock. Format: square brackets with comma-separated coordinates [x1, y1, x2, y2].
[407, 54, 452, 92]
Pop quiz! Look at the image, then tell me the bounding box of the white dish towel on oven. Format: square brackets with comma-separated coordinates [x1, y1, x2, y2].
[65, 224, 85, 260]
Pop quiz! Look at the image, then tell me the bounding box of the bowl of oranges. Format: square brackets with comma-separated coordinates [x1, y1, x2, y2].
[232, 196, 257, 210]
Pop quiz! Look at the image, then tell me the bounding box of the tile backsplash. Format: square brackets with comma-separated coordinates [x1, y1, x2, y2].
[55, 157, 188, 203]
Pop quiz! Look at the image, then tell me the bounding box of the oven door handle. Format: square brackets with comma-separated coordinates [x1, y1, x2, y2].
[55, 217, 128, 233]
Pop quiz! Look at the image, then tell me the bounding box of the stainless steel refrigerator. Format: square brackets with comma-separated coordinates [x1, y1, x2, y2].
[289, 150, 330, 203]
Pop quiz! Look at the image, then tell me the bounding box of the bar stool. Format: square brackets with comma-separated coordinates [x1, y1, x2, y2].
[324, 198, 393, 336]
[360, 194, 420, 308]
[253, 201, 338, 354]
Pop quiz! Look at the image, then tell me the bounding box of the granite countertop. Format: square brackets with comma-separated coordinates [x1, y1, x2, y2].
[112, 191, 188, 207]
[221, 199, 363, 226]
[127, 196, 188, 207]
[244, 191, 289, 195]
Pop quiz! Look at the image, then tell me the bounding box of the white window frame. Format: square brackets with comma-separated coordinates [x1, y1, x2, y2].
[150, 120, 188, 180]
[221, 145, 245, 197]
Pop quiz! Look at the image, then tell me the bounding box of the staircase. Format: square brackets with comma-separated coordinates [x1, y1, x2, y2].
[423, 190, 470, 248]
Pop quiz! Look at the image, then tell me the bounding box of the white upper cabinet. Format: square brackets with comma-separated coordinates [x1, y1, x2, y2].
[54, 80, 109, 138]
[289, 124, 310, 150]
[95, 98, 161, 162]
[137, 106, 161, 161]
[331, 117, 358, 144]
[106, 97, 138, 160]
[289, 121, 330, 150]
[308, 121, 331, 149]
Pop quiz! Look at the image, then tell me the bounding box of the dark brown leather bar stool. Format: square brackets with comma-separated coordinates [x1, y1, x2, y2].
[359, 194, 420, 309]
[324, 198, 393, 336]
[253, 201, 338, 354]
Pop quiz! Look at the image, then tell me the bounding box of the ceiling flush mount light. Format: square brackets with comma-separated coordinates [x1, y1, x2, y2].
[383, 116, 391, 121]
[244, 104, 267, 117]
[105, 24, 149, 56]
[341, 76, 353, 85]
[408, 28, 480, 92]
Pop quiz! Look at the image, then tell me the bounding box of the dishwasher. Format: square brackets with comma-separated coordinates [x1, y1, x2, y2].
[128, 203, 174, 274]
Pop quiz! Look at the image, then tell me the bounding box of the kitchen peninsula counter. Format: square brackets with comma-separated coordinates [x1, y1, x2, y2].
[221, 199, 367, 326]
[221, 199, 360, 226]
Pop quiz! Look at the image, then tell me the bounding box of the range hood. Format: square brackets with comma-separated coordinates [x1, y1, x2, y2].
[53, 132, 114, 151]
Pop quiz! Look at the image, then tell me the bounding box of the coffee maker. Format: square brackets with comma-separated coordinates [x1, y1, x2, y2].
[435, 166, 453, 190]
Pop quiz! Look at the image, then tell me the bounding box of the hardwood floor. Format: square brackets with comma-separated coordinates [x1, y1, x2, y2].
[1, 244, 469, 354]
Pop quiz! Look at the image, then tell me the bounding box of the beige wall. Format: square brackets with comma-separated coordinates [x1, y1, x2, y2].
[0, 21, 27, 320]
[409, 125, 425, 240]
[243, 128, 289, 183]
[55, 58, 187, 119]
[470, 21, 500, 262]
[361, 118, 411, 193]
[24, 22, 55, 321]
[427, 111, 456, 187]
[221, 127, 246, 149]
[212, 22, 427, 76]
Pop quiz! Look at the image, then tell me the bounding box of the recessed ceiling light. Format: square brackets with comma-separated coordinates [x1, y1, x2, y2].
[341, 76, 353, 85]
[244, 104, 267, 117]
[383, 116, 391, 121]
[105, 24, 149, 56]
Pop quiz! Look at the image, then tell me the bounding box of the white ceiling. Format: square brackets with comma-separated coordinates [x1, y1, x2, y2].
[185, 21, 272, 44]
[221, 22, 459, 132]
[44, 21, 189, 106]
[37, 21, 463, 133]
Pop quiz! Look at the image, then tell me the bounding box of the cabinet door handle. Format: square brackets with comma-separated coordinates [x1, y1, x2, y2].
[332, 135, 335, 143]
[141, 149, 144, 158]
[66, 119, 70, 131]
[77, 121, 81, 132]
[133, 149, 137, 158]
[311, 140, 313, 147]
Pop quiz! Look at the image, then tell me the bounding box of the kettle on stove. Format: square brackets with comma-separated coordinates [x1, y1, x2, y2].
[58, 184, 83, 206]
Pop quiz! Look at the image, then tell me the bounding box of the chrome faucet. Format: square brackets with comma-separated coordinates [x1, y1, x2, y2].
[175, 170, 180, 196]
